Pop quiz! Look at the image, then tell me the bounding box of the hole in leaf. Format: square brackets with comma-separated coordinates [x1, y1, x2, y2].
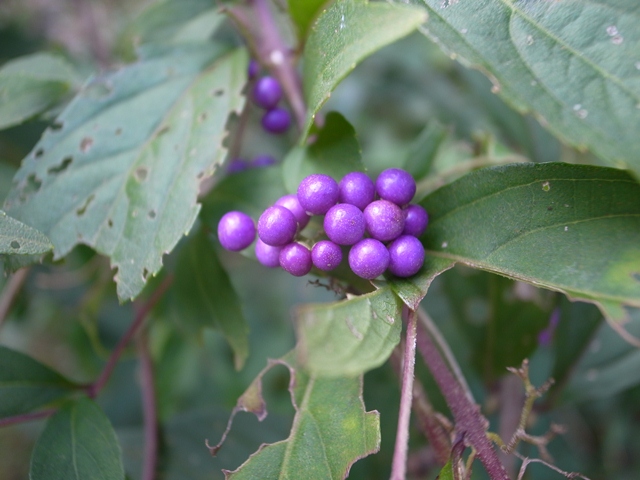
[76, 194, 95, 216]
[148, 210, 156, 219]
[633, 272, 640, 282]
[84, 80, 113, 99]
[134, 166, 149, 182]
[196, 171, 204, 179]
[107, 218, 114, 228]
[50, 121, 63, 131]
[48, 156, 73, 176]
[142, 268, 150, 280]
[211, 89, 224, 97]
[34, 148, 44, 159]
[19, 174, 42, 202]
[198, 112, 208, 123]
[10, 240, 20, 249]
[115, 127, 122, 135]
[80, 137, 94, 153]
[157, 125, 170, 136]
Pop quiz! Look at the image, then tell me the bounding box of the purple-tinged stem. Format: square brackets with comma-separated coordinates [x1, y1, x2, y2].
[138, 333, 158, 480]
[416, 308, 510, 480]
[0, 408, 56, 428]
[0, 268, 29, 328]
[390, 307, 418, 480]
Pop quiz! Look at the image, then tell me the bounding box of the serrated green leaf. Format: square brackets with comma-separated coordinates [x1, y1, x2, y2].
[218, 353, 379, 479]
[30, 397, 124, 480]
[0, 345, 77, 418]
[0, 53, 79, 130]
[0, 210, 52, 255]
[288, 0, 329, 42]
[421, 163, 640, 320]
[295, 287, 402, 377]
[5, 46, 248, 301]
[402, 0, 640, 178]
[170, 230, 249, 369]
[302, 0, 427, 136]
[282, 112, 364, 193]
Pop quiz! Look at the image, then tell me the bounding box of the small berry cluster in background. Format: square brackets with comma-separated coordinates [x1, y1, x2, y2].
[248, 60, 291, 135]
[217, 168, 429, 280]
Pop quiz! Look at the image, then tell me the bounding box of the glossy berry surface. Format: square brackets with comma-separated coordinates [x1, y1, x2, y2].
[297, 174, 340, 215]
[403, 204, 429, 237]
[279, 242, 312, 277]
[339, 172, 375, 210]
[261, 108, 291, 134]
[217, 211, 256, 251]
[364, 199, 405, 242]
[275, 194, 310, 229]
[252, 76, 282, 109]
[349, 238, 390, 280]
[255, 239, 282, 268]
[248, 59, 259, 79]
[387, 235, 425, 277]
[324, 203, 365, 245]
[311, 240, 342, 271]
[257, 205, 297, 246]
[376, 168, 416, 206]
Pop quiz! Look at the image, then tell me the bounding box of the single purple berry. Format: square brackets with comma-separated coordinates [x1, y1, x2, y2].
[258, 205, 297, 246]
[227, 158, 250, 174]
[349, 238, 389, 280]
[279, 242, 312, 277]
[364, 199, 405, 242]
[376, 168, 416, 206]
[255, 239, 282, 268]
[252, 154, 277, 168]
[217, 211, 256, 251]
[275, 194, 310, 229]
[324, 203, 365, 245]
[339, 172, 375, 210]
[387, 235, 425, 277]
[311, 240, 342, 271]
[403, 204, 429, 237]
[297, 174, 339, 215]
[261, 108, 291, 134]
[248, 59, 260, 79]
[252, 76, 282, 109]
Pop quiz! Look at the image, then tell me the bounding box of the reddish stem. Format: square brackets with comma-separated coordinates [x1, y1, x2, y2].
[0, 408, 56, 428]
[138, 332, 158, 480]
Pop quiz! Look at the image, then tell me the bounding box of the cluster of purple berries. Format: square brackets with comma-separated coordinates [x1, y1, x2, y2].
[217, 168, 428, 280]
[249, 60, 291, 135]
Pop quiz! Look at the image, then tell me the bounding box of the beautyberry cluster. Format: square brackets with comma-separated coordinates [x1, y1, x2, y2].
[249, 60, 291, 135]
[217, 168, 428, 279]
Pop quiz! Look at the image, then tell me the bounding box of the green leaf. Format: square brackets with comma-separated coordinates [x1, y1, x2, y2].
[214, 353, 380, 479]
[421, 162, 640, 320]
[5, 46, 248, 301]
[282, 112, 364, 193]
[0, 209, 52, 255]
[170, 230, 249, 369]
[294, 287, 402, 377]
[0, 53, 79, 130]
[0, 345, 77, 418]
[30, 397, 125, 480]
[302, 0, 427, 136]
[288, 0, 329, 42]
[403, 0, 640, 178]
[436, 460, 454, 480]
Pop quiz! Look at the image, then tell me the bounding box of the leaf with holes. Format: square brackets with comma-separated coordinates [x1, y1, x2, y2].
[212, 352, 380, 479]
[4, 45, 248, 301]
[30, 397, 124, 480]
[0, 345, 78, 418]
[0, 53, 79, 130]
[420, 162, 640, 322]
[295, 287, 402, 377]
[302, 0, 427, 136]
[400, 0, 640, 178]
[0, 210, 52, 256]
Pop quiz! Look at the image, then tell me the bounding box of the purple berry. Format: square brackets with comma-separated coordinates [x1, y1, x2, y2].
[339, 172, 375, 210]
[364, 200, 405, 242]
[258, 205, 297, 246]
[311, 240, 342, 271]
[279, 242, 312, 277]
[217, 211, 256, 251]
[387, 235, 425, 277]
[261, 108, 291, 134]
[227, 158, 250, 174]
[275, 194, 310, 229]
[349, 238, 389, 280]
[252, 76, 282, 109]
[297, 174, 339, 215]
[324, 203, 365, 245]
[376, 168, 416, 206]
[252, 154, 277, 168]
[255, 239, 282, 268]
[403, 204, 429, 237]
[248, 60, 260, 79]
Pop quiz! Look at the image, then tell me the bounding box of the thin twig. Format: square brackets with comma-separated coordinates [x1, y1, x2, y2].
[138, 331, 159, 480]
[390, 308, 418, 480]
[0, 267, 29, 329]
[0, 408, 57, 428]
